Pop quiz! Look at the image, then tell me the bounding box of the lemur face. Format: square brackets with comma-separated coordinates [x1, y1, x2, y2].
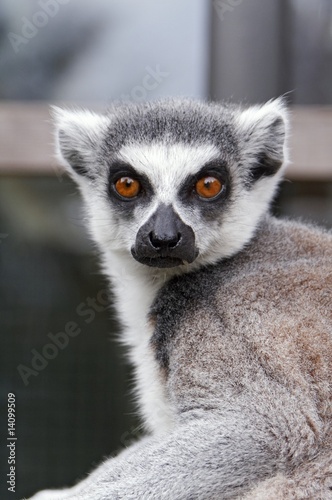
[53, 99, 288, 270]
[107, 141, 231, 268]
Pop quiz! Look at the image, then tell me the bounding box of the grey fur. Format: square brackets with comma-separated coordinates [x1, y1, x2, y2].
[103, 99, 238, 153]
[29, 99, 332, 499]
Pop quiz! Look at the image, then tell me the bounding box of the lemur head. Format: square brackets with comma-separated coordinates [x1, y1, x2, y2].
[53, 99, 288, 272]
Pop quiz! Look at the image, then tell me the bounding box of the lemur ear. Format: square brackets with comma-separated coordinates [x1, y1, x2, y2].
[236, 98, 289, 184]
[51, 107, 110, 180]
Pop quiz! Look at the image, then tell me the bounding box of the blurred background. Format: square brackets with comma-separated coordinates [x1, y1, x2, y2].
[1, 0, 332, 498]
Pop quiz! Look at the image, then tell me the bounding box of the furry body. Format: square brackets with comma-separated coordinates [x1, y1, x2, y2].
[29, 99, 332, 499]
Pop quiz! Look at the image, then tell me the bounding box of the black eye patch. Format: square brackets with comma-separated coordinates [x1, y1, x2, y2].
[107, 161, 153, 218]
[178, 160, 231, 219]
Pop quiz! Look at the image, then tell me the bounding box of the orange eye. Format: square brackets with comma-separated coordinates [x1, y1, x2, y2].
[115, 177, 141, 199]
[195, 176, 223, 199]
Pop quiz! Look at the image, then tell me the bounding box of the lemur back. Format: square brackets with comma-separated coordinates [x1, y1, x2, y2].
[29, 99, 332, 499]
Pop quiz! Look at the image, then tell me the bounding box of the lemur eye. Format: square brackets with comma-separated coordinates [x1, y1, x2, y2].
[115, 177, 141, 199]
[195, 176, 223, 199]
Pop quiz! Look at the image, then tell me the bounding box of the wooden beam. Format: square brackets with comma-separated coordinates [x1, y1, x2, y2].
[288, 107, 332, 180]
[0, 102, 331, 180]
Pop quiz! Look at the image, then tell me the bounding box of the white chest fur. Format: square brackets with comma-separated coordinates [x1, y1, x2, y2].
[102, 250, 176, 435]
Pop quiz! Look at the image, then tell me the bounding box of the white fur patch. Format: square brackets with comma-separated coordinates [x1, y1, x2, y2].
[51, 106, 110, 179]
[117, 142, 221, 205]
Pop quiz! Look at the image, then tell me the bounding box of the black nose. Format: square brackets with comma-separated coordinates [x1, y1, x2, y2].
[131, 204, 199, 268]
[149, 231, 181, 250]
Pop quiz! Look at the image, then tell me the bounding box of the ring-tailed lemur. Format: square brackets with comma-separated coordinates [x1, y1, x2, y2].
[29, 99, 332, 499]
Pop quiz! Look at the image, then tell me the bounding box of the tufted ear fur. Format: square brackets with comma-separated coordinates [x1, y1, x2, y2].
[51, 107, 110, 180]
[235, 98, 289, 186]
